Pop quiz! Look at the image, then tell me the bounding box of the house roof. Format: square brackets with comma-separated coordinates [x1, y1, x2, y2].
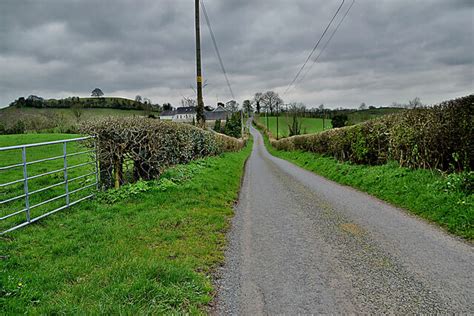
[176, 106, 196, 114]
[213, 105, 226, 112]
[205, 111, 228, 120]
[160, 110, 176, 116]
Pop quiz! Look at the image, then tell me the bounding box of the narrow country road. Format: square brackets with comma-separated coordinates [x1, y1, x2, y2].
[215, 125, 473, 314]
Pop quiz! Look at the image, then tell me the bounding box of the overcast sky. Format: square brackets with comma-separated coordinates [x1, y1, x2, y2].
[0, 0, 472, 109]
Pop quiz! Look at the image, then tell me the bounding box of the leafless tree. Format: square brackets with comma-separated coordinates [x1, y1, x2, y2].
[225, 100, 239, 113]
[71, 102, 84, 121]
[143, 98, 153, 116]
[252, 92, 263, 114]
[287, 102, 305, 136]
[181, 97, 196, 108]
[242, 100, 253, 115]
[261, 91, 283, 115]
[408, 97, 423, 109]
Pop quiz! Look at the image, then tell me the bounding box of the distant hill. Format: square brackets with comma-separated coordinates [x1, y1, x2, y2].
[8, 96, 160, 112]
[0, 104, 158, 134]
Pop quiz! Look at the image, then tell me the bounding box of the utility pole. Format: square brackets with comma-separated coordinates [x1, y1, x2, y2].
[276, 103, 279, 140]
[266, 107, 269, 130]
[195, 0, 205, 126]
[241, 109, 244, 139]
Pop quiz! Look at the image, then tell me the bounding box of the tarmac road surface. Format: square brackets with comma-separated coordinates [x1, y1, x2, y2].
[214, 125, 473, 315]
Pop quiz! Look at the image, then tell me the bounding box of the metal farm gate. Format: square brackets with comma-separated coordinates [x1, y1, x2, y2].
[0, 136, 98, 234]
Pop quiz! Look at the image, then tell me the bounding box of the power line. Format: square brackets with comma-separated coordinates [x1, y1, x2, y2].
[297, 0, 355, 85]
[283, 0, 346, 96]
[200, 0, 235, 99]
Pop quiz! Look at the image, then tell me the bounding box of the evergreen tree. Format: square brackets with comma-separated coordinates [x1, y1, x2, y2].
[213, 119, 221, 132]
[331, 114, 348, 128]
[223, 112, 241, 138]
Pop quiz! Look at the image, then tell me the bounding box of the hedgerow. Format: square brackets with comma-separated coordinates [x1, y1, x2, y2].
[81, 117, 244, 188]
[268, 95, 473, 172]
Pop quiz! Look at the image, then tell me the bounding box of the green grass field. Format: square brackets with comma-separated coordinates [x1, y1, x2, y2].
[257, 128, 473, 240]
[1, 134, 252, 313]
[346, 107, 406, 125]
[0, 134, 96, 232]
[259, 116, 332, 138]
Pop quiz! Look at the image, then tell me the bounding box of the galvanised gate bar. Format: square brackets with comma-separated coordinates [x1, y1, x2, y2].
[0, 137, 98, 234]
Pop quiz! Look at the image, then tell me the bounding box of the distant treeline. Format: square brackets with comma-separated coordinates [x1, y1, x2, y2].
[9, 96, 160, 111]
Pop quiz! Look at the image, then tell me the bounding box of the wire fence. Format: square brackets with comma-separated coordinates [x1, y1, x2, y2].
[0, 136, 98, 234]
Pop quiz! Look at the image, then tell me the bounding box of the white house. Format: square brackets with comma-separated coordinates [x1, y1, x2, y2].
[159, 110, 175, 120]
[159, 106, 228, 123]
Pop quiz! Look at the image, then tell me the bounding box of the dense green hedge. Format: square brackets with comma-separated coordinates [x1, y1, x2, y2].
[81, 117, 245, 188]
[269, 95, 473, 171]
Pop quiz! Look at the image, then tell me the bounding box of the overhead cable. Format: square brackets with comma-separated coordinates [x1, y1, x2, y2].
[201, 0, 235, 99]
[283, 0, 346, 96]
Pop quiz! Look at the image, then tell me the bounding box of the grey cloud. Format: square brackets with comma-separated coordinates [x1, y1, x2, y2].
[0, 0, 472, 108]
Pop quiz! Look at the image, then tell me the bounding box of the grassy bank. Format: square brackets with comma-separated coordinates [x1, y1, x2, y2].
[258, 129, 473, 240]
[1, 141, 252, 314]
[258, 116, 331, 138]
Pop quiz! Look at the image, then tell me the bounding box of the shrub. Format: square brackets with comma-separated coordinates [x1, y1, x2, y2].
[270, 95, 473, 172]
[1, 120, 26, 134]
[81, 117, 244, 189]
[214, 119, 222, 133]
[97, 181, 151, 204]
[331, 113, 348, 128]
[224, 112, 242, 138]
[288, 113, 302, 136]
[435, 171, 474, 195]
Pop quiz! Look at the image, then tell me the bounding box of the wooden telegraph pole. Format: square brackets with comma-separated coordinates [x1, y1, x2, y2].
[266, 107, 269, 130]
[195, 0, 205, 126]
[276, 103, 279, 140]
[241, 109, 244, 139]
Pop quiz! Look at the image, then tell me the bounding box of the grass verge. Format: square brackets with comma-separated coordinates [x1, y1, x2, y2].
[258, 128, 473, 240]
[1, 140, 252, 314]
